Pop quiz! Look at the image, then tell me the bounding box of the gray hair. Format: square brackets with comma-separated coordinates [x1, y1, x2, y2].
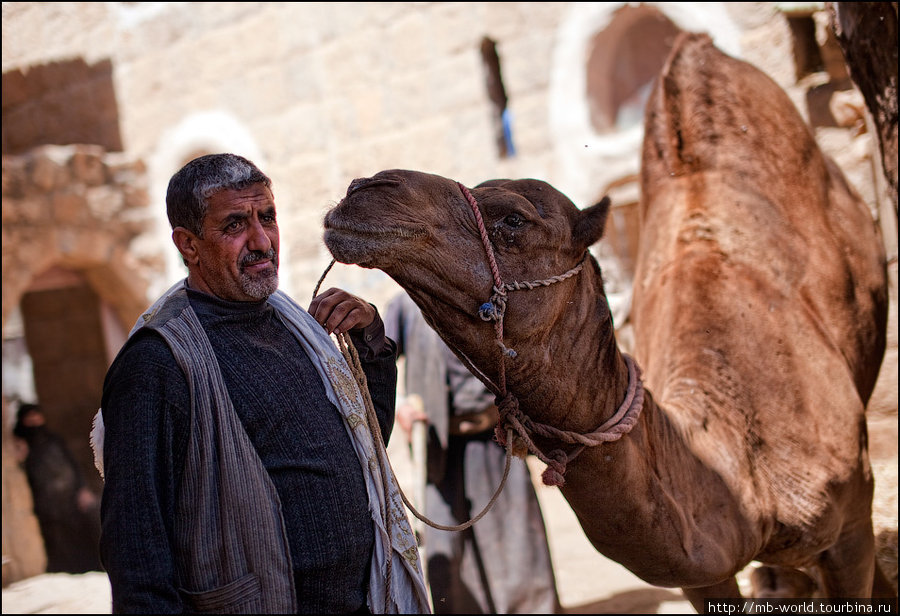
[166, 153, 272, 236]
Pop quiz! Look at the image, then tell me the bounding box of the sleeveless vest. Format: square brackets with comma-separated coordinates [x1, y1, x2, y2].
[144, 288, 297, 613]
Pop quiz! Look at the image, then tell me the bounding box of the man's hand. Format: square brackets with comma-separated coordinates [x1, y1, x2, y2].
[308, 287, 376, 335]
[396, 394, 428, 441]
[77, 487, 99, 513]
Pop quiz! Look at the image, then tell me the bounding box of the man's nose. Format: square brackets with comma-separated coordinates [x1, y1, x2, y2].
[246, 218, 273, 252]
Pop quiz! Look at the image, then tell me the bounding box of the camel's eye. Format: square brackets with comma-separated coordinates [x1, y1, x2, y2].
[503, 213, 526, 229]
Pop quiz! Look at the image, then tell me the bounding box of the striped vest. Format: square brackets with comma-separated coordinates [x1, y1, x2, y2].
[144, 288, 297, 613]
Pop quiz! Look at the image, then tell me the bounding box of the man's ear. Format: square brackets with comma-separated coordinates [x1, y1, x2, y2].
[172, 227, 200, 265]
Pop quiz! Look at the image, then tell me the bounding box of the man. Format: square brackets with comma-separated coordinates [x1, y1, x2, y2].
[98, 153, 429, 614]
[14, 402, 102, 574]
[385, 292, 560, 614]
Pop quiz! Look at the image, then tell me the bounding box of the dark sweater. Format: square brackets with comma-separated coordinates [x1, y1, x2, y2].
[99, 288, 397, 613]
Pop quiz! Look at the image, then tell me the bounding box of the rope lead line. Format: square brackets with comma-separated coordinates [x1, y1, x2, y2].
[313, 259, 513, 534]
[313, 262, 392, 611]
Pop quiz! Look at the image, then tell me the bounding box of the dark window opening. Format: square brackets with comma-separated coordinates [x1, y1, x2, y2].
[480, 37, 515, 158]
[585, 5, 681, 134]
[788, 15, 825, 80]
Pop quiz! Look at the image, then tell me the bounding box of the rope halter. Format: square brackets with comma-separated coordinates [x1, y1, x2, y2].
[458, 181, 645, 486]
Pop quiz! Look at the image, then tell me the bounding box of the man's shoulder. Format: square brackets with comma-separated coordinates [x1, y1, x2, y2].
[111, 328, 176, 372]
[139, 286, 192, 331]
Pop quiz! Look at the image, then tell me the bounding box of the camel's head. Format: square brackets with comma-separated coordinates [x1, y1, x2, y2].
[324, 169, 611, 367]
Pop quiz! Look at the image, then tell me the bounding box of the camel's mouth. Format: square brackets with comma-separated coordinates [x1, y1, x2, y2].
[323, 220, 426, 267]
[323, 178, 427, 267]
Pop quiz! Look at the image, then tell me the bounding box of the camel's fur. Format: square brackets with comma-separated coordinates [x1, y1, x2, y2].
[324, 33, 894, 610]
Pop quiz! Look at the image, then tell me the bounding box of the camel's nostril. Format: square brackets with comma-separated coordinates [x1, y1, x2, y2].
[347, 177, 401, 197]
[346, 177, 371, 196]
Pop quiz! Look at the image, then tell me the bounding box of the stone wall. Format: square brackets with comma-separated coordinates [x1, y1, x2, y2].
[2, 145, 160, 329]
[4, 2, 835, 306]
[1, 145, 159, 582]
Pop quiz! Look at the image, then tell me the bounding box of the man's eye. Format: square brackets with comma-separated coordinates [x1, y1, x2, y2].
[503, 213, 525, 228]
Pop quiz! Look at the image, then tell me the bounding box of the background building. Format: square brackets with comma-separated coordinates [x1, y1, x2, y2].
[2, 1, 896, 591]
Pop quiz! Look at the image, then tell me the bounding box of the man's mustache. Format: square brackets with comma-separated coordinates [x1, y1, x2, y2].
[241, 249, 277, 267]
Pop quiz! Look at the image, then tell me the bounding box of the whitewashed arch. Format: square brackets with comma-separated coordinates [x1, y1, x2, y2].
[548, 2, 743, 208]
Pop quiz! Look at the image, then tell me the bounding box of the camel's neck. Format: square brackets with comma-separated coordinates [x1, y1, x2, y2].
[494, 269, 760, 583]
[502, 266, 630, 439]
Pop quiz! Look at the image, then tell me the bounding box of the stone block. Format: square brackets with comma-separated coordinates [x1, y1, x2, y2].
[85, 185, 124, 221]
[28, 154, 68, 193]
[69, 149, 107, 187]
[51, 191, 87, 226]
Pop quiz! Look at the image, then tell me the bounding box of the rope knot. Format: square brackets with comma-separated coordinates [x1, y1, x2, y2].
[478, 302, 500, 321]
[494, 393, 528, 457]
[540, 449, 568, 487]
[496, 341, 518, 359]
[477, 287, 508, 322]
[496, 392, 520, 423]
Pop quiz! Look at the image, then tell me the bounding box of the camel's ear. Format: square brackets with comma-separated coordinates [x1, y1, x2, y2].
[573, 196, 611, 251]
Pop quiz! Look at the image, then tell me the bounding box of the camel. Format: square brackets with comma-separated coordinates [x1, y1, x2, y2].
[323, 33, 894, 609]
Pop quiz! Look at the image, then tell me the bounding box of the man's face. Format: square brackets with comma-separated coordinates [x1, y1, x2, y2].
[184, 183, 280, 301]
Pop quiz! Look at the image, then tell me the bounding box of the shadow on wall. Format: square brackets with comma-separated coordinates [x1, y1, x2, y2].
[2, 58, 123, 155]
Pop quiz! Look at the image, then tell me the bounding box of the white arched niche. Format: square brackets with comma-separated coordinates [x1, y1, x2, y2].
[147, 111, 284, 301]
[547, 3, 742, 336]
[548, 2, 743, 209]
